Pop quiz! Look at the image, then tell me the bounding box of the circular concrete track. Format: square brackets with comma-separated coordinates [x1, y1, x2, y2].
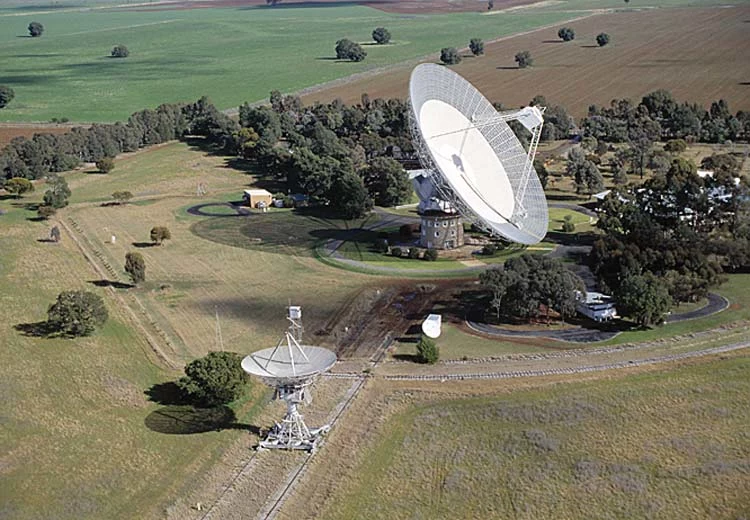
[467, 293, 729, 343]
[187, 202, 251, 217]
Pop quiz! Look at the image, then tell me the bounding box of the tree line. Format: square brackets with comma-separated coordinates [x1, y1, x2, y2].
[0, 96, 234, 181]
[591, 155, 748, 325]
[2, 89, 748, 223]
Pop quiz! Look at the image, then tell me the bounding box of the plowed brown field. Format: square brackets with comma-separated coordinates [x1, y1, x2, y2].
[0, 123, 80, 149]
[302, 6, 750, 118]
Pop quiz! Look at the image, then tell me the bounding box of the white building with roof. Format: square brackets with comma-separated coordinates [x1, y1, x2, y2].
[575, 291, 618, 322]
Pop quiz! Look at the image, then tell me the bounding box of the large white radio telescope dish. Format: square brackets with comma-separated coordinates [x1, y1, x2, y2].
[409, 64, 548, 244]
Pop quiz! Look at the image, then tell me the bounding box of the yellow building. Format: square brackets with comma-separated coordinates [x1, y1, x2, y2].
[243, 189, 273, 209]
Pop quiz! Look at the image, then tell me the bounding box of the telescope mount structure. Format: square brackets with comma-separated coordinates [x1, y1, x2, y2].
[241, 307, 336, 451]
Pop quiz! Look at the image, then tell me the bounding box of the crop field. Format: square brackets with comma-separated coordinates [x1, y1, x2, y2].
[0, 2, 583, 122]
[295, 355, 750, 519]
[303, 4, 750, 118]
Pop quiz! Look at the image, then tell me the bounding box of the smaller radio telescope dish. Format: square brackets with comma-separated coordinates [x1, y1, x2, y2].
[409, 63, 548, 245]
[421, 314, 442, 339]
[241, 307, 336, 451]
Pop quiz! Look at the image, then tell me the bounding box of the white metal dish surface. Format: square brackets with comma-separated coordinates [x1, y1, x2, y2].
[409, 63, 548, 244]
[421, 314, 442, 339]
[242, 346, 336, 384]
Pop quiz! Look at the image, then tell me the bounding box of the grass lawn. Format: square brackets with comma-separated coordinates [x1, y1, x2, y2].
[547, 207, 594, 233]
[0, 188, 266, 520]
[0, 4, 581, 122]
[322, 355, 750, 519]
[393, 322, 548, 359]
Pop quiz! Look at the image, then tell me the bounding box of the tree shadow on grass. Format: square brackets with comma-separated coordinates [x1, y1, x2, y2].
[14, 321, 57, 338]
[392, 353, 420, 363]
[132, 241, 157, 248]
[144, 382, 261, 435]
[88, 279, 133, 289]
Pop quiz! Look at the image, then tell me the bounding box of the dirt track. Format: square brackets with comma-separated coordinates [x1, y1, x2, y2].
[320, 280, 478, 360]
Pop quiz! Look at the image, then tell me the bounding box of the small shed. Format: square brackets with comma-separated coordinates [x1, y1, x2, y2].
[243, 189, 273, 209]
[575, 291, 618, 322]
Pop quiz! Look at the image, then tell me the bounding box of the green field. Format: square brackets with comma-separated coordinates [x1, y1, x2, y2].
[323, 355, 750, 519]
[0, 141, 376, 519]
[0, 189, 266, 519]
[0, 4, 580, 122]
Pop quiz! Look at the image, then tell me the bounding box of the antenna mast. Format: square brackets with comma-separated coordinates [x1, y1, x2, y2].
[215, 306, 224, 351]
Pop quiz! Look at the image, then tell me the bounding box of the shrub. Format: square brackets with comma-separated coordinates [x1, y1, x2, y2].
[423, 248, 438, 261]
[47, 290, 108, 337]
[95, 157, 115, 173]
[0, 85, 15, 109]
[562, 215, 576, 233]
[440, 47, 461, 65]
[111, 191, 133, 204]
[150, 226, 172, 245]
[111, 44, 130, 58]
[482, 243, 498, 256]
[125, 252, 146, 285]
[515, 50, 533, 68]
[4, 177, 33, 198]
[28, 21, 44, 37]
[37, 205, 56, 220]
[408, 247, 420, 259]
[372, 27, 391, 45]
[391, 246, 403, 257]
[416, 336, 439, 364]
[335, 39, 367, 62]
[558, 27, 575, 42]
[177, 351, 248, 406]
[469, 38, 484, 56]
[664, 139, 687, 154]
[596, 33, 610, 47]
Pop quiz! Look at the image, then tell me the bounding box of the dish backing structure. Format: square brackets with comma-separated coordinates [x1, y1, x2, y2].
[241, 307, 336, 451]
[408, 63, 549, 246]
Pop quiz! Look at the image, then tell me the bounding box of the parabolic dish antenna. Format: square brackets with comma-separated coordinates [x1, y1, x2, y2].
[241, 307, 336, 451]
[409, 63, 548, 244]
[241, 345, 336, 386]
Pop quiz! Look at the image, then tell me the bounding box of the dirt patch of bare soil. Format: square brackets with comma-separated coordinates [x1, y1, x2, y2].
[318, 279, 478, 360]
[118, 0, 538, 14]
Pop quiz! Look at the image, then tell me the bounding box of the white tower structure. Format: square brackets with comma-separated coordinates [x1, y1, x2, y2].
[241, 307, 336, 451]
